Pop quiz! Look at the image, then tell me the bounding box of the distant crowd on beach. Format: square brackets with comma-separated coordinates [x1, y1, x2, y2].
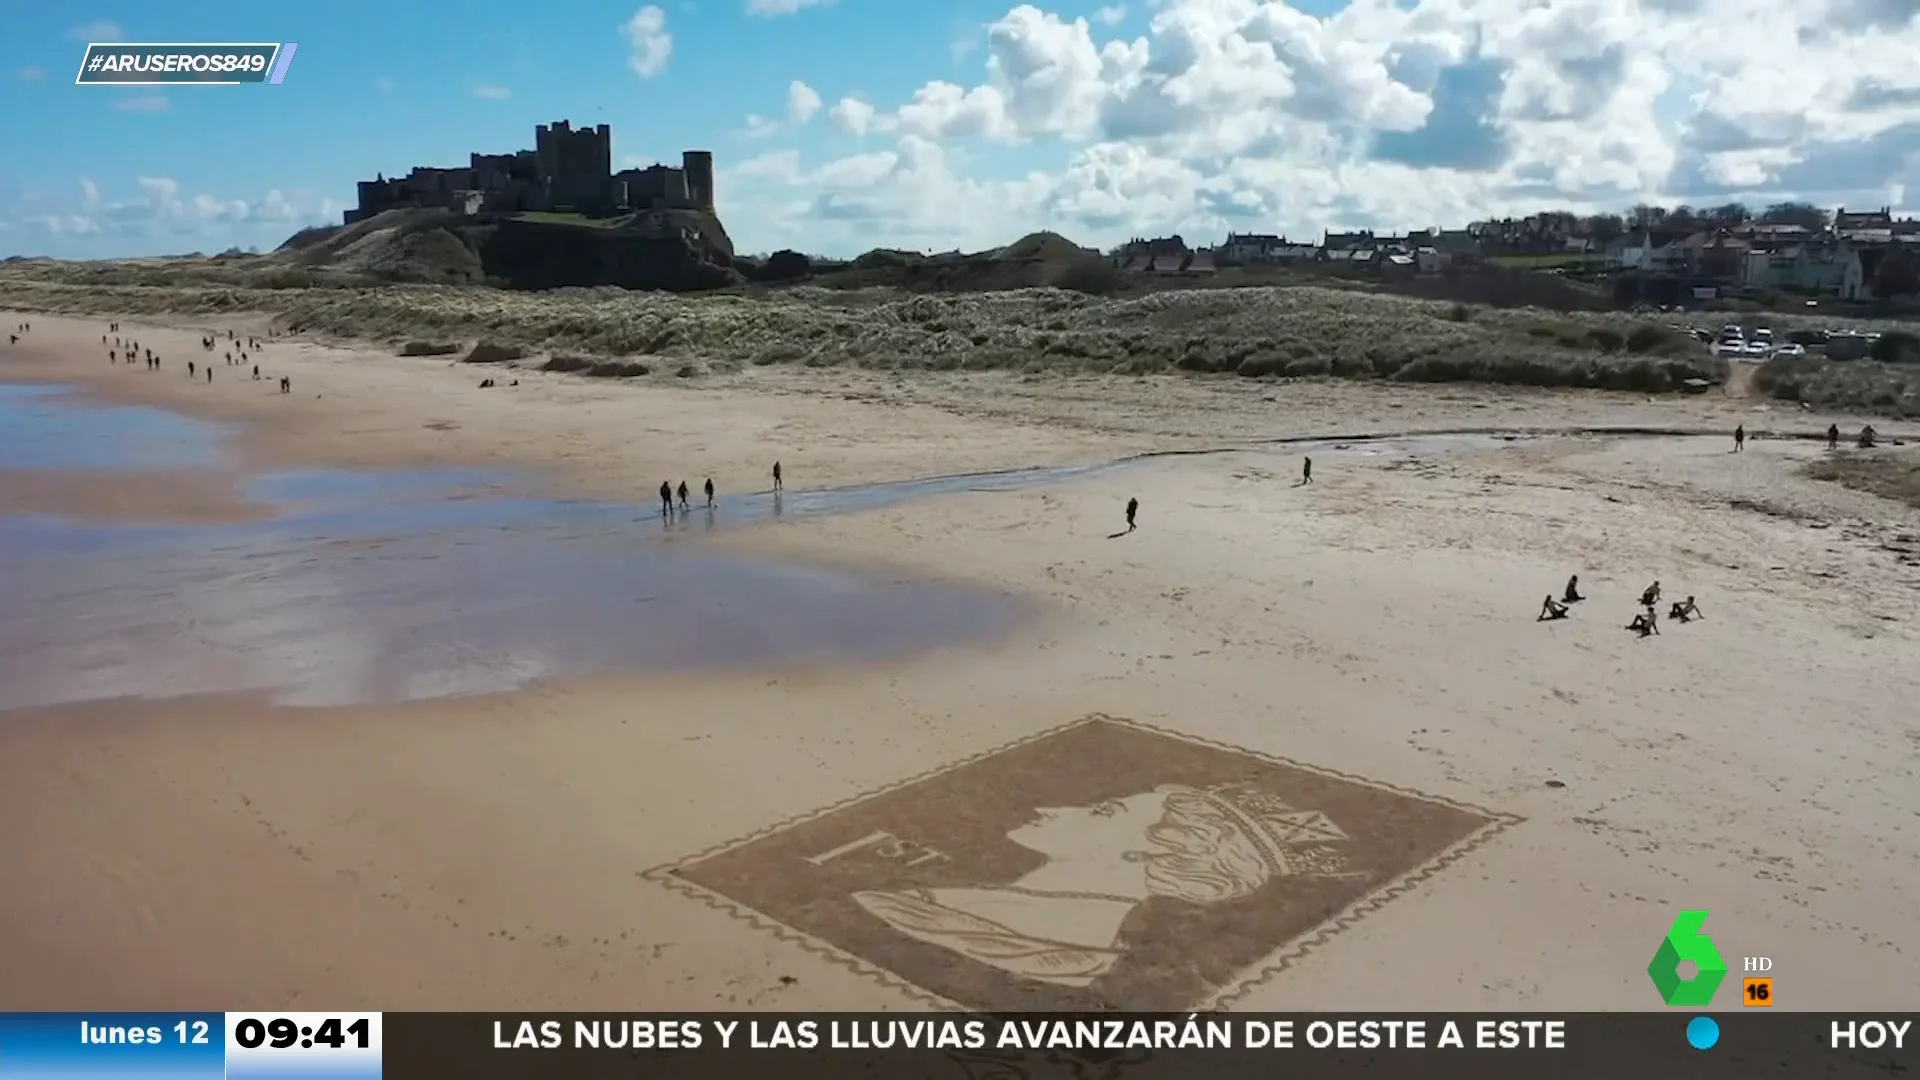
[92, 322, 294, 395]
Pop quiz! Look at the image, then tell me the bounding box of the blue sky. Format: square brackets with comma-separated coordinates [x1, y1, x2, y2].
[2, 0, 1074, 257]
[4, 0, 1917, 260]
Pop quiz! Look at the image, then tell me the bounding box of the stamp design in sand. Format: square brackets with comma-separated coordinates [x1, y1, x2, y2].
[650, 715, 1515, 1011]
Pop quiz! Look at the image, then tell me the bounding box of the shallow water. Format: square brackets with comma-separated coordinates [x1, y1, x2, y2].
[0, 384, 226, 470]
[0, 383, 1542, 710]
[0, 385, 1036, 709]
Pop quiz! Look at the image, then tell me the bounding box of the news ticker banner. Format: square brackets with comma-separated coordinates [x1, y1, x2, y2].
[74, 43, 298, 85]
[0, 1012, 1911, 1080]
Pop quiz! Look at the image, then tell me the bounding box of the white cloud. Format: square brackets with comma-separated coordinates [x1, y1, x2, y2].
[69, 20, 125, 41]
[746, 0, 833, 14]
[113, 95, 169, 113]
[28, 0, 1920, 261]
[6, 176, 335, 248]
[788, 79, 823, 123]
[473, 84, 511, 99]
[829, 97, 878, 135]
[18, 67, 44, 81]
[373, 76, 394, 93]
[743, 114, 781, 139]
[710, 0, 1920, 257]
[622, 6, 672, 78]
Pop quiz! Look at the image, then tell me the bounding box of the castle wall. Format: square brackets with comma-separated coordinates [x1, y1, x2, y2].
[614, 164, 690, 210]
[346, 123, 710, 225]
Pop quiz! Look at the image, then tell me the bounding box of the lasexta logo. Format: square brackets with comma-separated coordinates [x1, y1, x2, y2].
[1648, 909, 1728, 1006]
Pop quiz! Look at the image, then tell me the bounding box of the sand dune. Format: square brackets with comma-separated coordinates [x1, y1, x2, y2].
[1, 311, 1917, 1011]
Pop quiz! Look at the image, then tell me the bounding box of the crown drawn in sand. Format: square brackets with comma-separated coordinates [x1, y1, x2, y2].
[1191, 782, 1355, 878]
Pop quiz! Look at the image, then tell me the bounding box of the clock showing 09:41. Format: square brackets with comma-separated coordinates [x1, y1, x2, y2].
[224, 1012, 383, 1072]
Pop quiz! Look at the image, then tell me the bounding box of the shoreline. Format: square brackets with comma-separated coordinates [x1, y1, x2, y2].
[3, 310, 1918, 1011]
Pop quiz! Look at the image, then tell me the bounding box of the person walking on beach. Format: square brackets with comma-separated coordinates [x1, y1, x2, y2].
[704, 478, 715, 508]
[1734, 424, 1745, 452]
[677, 481, 690, 513]
[188, 361, 195, 378]
[1125, 497, 1138, 532]
[772, 461, 783, 492]
[1301, 456, 1313, 484]
[659, 481, 674, 517]
[1827, 423, 1841, 451]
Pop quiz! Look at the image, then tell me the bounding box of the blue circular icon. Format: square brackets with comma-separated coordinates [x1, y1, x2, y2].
[1687, 1016, 1721, 1050]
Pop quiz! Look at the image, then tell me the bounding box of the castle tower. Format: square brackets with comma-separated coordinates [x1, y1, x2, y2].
[535, 121, 615, 214]
[682, 150, 714, 211]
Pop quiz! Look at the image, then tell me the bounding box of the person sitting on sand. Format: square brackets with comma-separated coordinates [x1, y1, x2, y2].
[1640, 581, 1661, 607]
[1539, 595, 1570, 621]
[659, 481, 674, 517]
[1859, 425, 1877, 449]
[1668, 596, 1702, 622]
[1563, 575, 1584, 603]
[1627, 610, 1659, 636]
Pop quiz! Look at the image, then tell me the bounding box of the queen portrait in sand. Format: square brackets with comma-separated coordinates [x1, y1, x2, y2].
[851, 782, 1363, 988]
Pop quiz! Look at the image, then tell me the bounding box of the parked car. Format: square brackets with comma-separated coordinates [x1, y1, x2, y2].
[1774, 343, 1807, 358]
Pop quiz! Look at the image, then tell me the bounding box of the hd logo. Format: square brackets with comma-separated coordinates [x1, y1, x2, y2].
[1648, 909, 1728, 1006]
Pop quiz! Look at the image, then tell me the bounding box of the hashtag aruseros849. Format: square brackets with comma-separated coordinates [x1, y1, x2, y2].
[76, 43, 285, 85]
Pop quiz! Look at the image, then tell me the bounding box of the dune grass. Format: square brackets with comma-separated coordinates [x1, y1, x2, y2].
[1801, 448, 1920, 509]
[0, 276, 1743, 394]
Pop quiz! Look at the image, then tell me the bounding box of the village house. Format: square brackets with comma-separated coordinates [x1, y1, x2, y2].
[1219, 233, 1317, 263]
[1609, 229, 1690, 271]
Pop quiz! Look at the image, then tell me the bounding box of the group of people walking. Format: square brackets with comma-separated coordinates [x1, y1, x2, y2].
[657, 462, 785, 519]
[98, 324, 291, 392]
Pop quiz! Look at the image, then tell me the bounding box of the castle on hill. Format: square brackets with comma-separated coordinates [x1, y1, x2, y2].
[345, 120, 713, 224]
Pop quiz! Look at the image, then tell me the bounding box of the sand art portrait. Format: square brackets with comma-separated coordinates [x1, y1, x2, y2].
[653, 715, 1515, 1011]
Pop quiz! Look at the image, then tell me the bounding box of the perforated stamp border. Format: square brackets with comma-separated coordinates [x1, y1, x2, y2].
[642, 712, 1522, 1011]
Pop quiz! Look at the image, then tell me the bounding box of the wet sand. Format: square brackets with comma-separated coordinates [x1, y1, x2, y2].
[2, 312, 1919, 1012]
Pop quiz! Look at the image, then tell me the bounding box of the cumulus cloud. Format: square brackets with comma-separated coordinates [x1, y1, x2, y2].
[710, 0, 1920, 257]
[622, 6, 672, 78]
[829, 97, 878, 135]
[788, 79, 823, 122]
[5, 176, 332, 249]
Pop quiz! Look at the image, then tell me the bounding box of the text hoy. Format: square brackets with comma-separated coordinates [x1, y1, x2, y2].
[1831, 1020, 1911, 1050]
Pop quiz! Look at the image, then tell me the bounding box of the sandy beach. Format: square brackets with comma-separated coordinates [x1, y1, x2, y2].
[2, 310, 1917, 1012]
